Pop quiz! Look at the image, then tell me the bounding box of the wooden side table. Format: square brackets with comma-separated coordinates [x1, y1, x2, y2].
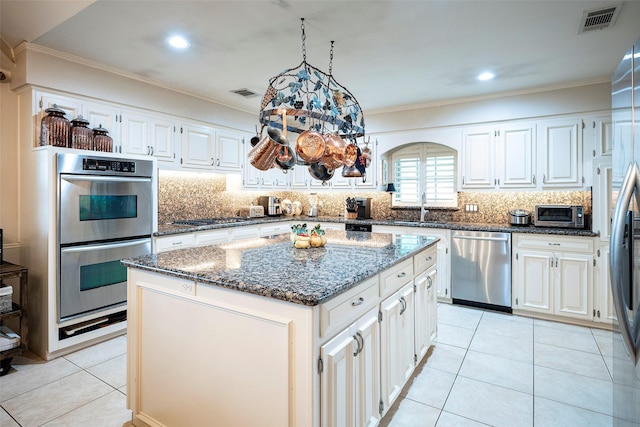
[0, 261, 28, 376]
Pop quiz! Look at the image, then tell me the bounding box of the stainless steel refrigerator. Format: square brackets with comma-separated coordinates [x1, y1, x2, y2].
[610, 32, 640, 427]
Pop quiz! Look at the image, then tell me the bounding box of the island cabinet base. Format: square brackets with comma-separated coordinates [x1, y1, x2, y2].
[127, 269, 318, 427]
[126, 240, 438, 427]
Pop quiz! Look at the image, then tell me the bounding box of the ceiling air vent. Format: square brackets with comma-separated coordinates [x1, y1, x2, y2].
[578, 4, 622, 33]
[231, 88, 260, 98]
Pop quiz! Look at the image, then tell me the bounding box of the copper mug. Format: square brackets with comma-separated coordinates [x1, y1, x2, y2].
[248, 127, 287, 171]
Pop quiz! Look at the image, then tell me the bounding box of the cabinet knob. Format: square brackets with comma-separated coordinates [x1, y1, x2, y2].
[397, 272, 407, 278]
[351, 297, 364, 307]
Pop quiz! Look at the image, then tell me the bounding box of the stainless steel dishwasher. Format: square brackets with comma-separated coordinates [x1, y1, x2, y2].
[451, 230, 512, 312]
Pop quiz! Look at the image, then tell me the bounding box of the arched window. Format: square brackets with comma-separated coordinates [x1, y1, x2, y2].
[390, 143, 457, 208]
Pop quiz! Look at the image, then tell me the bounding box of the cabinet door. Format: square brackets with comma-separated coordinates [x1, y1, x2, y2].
[592, 159, 613, 240]
[461, 127, 494, 188]
[151, 117, 176, 163]
[426, 268, 438, 344]
[554, 252, 592, 320]
[436, 242, 450, 302]
[354, 309, 380, 427]
[594, 116, 613, 157]
[36, 92, 82, 146]
[121, 112, 149, 156]
[262, 167, 289, 189]
[321, 326, 357, 427]
[290, 165, 310, 189]
[414, 272, 429, 362]
[515, 249, 553, 313]
[181, 123, 215, 169]
[215, 131, 244, 172]
[595, 244, 617, 324]
[83, 101, 121, 150]
[380, 282, 415, 412]
[498, 124, 536, 188]
[539, 119, 583, 188]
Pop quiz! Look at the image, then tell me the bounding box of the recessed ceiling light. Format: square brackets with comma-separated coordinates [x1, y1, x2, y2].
[167, 35, 190, 49]
[478, 72, 495, 81]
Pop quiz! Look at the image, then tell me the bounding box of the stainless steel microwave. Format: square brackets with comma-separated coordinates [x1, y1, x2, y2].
[534, 205, 585, 228]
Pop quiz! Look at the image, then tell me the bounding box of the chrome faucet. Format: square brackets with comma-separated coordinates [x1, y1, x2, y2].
[420, 192, 429, 222]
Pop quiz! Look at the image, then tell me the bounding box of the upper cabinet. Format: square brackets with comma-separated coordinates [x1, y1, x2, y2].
[461, 122, 536, 190]
[34, 89, 246, 173]
[36, 91, 121, 149]
[537, 118, 583, 188]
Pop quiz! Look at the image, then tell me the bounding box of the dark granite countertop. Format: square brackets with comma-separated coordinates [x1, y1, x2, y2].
[156, 216, 598, 238]
[124, 230, 438, 306]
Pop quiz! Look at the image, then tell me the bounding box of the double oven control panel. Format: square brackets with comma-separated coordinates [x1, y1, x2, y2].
[82, 158, 136, 173]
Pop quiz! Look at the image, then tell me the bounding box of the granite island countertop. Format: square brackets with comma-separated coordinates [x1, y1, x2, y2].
[123, 230, 438, 306]
[156, 216, 598, 237]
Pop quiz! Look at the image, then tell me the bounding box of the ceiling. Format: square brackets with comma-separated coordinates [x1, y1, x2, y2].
[2, 1, 640, 115]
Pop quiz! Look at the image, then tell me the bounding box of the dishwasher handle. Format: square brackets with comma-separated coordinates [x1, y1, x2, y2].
[452, 235, 510, 242]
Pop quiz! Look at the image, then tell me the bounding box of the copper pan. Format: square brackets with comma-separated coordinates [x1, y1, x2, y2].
[296, 130, 325, 163]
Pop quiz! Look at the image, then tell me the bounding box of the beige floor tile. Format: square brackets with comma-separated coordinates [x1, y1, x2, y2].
[534, 324, 600, 354]
[477, 315, 533, 340]
[404, 367, 456, 409]
[469, 329, 533, 363]
[64, 335, 126, 369]
[534, 397, 612, 427]
[434, 323, 475, 349]
[0, 407, 20, 427]
[87, 354, 127, 389]
[534, 366, 613, 416]
[423, 343, 467, 374]
[458, 350, 533, 394]
[534, 342, 611, 381]
[41, 390, 132, 427]
[437, 305, 483, 330]
[436, 411, 491, 427]
[0, 356, 81, 402]
[383, 399, 440, 427]
[444, 376, 533, 427]
[2, 370, 113, 427]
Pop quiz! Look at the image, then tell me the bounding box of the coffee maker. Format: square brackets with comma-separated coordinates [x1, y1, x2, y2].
[355, 198, 372, 219]
[257, 196, 282, 216]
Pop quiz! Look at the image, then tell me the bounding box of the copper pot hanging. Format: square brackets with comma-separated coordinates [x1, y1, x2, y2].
[248, 126, 288, 171]
[321, 133, 350, 169]
[296, 129, 326, 163]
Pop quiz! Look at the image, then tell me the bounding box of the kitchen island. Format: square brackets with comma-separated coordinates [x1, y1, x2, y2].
[122, 230, 438, 427]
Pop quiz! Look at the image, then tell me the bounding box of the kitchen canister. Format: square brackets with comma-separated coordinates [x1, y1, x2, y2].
[40, 104, 70, 147]
[92, 125, 113, 152]
[70, 115, 92, 150]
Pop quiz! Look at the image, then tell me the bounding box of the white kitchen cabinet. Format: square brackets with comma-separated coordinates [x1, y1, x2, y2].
[538, 118, 583, 188]
[380, 281, 415, 412]
[194, 229, 230, 246]
[373, 225, 451, 303]
[588, 116, 613, 157]
[215, 131, 244, 173]
[121, 110, 177, 165]
[513, 234, 593, 322]
[414, 266, 437, 362]
[36, 91, 121, 150]
[180, 122, 216, 169]
[320, 306, 380, 427]
[594, 242, 616, 324]
[259, 222, 293, 237]
[154, 233, 196, 253]
[592, 158, 613, 240]
[461, 123, 535, 189]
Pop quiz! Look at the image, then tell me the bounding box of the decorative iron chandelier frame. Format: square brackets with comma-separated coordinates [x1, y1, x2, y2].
[258, 19, 365, 142]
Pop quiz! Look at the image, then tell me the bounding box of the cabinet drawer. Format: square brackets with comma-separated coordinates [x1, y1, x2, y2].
[195, 230, 230, 246]
[380, 258, 414, 298]
[414, 246, 437, 275]
[155, 234, 195, 253]
[515, 234, 593, 253]
[320, 276, 378, 338]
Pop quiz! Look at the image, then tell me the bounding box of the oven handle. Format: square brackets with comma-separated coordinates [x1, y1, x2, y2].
[61, 175, 151, 184]
[61, 238, 151, 253]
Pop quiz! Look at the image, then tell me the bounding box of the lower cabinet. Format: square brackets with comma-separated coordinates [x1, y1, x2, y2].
[594, 242, 616, 324]
[513, 234, 594, 322]
[320, 307, 380, 427]
[380, 282, 416, 411]
[415, 266, 438, 361]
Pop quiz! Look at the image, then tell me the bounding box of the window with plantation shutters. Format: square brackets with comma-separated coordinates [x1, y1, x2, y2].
[391, 143, 457, 208]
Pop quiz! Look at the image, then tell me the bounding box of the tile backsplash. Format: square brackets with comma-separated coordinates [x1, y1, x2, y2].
[158, 170, 591, 226]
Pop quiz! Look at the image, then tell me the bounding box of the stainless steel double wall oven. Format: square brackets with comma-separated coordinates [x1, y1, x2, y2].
[57, 153, 153, 322]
